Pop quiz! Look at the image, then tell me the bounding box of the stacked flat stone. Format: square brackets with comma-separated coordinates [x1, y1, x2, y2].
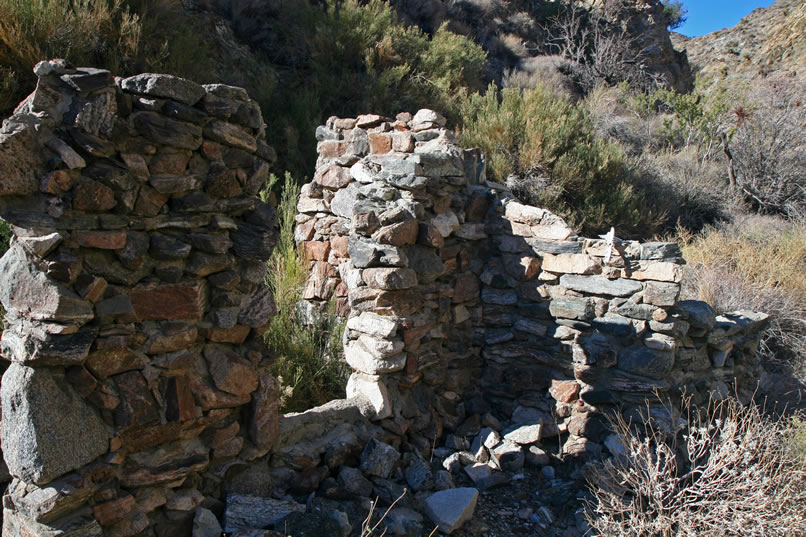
[299, 111, 770, 463]
[297, 109, 490, 452]
[482, 198, 769, 457]
[0, 60, 279, 537]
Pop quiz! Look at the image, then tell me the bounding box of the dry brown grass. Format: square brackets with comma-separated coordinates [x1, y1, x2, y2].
[586, 397, 806, 537]
[681, 216, 806, 377]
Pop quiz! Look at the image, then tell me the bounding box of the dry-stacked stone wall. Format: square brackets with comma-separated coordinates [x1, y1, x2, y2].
[0, 61, 280, 537]
[298, 110, 770, 461]
[0, 59, 771, 537]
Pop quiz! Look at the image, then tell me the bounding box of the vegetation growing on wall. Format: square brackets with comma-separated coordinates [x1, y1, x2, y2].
[263, 174, 348, 412]
[458, 84, 663, 237]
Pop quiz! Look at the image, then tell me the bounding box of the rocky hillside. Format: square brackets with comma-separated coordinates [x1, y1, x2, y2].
[672, 0, 806, 81]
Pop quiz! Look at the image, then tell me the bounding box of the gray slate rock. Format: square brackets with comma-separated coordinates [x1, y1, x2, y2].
[385, 507, 424, 537]
[424, 487, 479, 534]
[193, 507, 223, 537]
[121, 73, 206, 105]
[0, 244, 93, 323]
[2, 364, 110, 485]
[618, 347, 675, 380]
[559, 275, 642, 297]
[678, 300, 716, 330]
[222, 494, 305, 532]
[360, 439, 400, 479]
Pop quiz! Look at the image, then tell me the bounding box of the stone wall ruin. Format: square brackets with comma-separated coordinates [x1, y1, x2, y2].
[0, 61, 770, 537]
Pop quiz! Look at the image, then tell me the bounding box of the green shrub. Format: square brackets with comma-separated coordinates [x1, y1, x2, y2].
[661, 0, 687, 30]
[259, 0, 486, 179]
[263, 173, 348, 413]
[0, 0, 217, 117]
[458, 84, 663, 238]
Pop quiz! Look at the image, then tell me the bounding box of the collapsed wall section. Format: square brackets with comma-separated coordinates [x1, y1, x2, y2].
[0, 60, 279, 537]
[299, 110, 770, 459]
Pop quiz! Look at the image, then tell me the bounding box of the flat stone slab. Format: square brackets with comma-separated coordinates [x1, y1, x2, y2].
[559, 274, 642, 297]
[424, 487, 479, 534]
[222, 494, 304, 532]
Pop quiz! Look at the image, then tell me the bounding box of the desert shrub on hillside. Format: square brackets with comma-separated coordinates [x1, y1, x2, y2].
[725, 76, 806, 218]
[681, 216, 806, 378]
[458, 83, 663, 237]
[544, 2, 663, 94]
[586, 397, 806, 537]
[255, 0, 487, 178]
[263, 174, 348, 412]
[0, 0, 217, 117]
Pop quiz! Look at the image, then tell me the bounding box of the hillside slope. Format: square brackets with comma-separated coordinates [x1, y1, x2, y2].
[672, 0, 805, 81]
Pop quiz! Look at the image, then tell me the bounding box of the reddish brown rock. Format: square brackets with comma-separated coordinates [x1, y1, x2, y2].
[66, 365, 98, 398]
[148, 149, 191, 175]
[303, 261, 336, 300]
[373, 219, 419, 247]
[86, 337, 144, 379]
[418, 224, 445, 249]
[314, 165, 351, 189]
[72, 181, 117, 211]
[201, 140, 223, 161]
[369, 133, 392, 154]
[145, 322, 198, 354]
[304, 241, 331, 262]
[75, 275, 108, 303]
[45, 250, 83, 283]
[205, 346, 259, 396]
[40, 170, 71, 194]
[165, 375, 197, 422]
[114, 371, 160, 429]
[209, 324, 251, 344]
[453, 273, 480, 303]
[319, 141, 349, 158]
[130, 281, 207, 321]
[69, 231, 127, 250]
[134, 185, 168, 216]
[549, 380, 580, 403]
[250, 374, 281, 451]
[207, 168, 242, 199]
[94, 495, 135, 526]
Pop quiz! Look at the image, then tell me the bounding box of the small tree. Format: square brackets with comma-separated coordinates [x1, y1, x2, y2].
[662, 0, 687, 31]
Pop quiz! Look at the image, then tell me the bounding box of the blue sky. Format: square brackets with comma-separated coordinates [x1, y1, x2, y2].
[676, 0, 777, 37]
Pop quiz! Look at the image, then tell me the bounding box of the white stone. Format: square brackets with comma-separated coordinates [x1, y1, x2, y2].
[541, 253, 599, 275]
[338, 264, 364, 290]
[431, 211, 460, 238]
[346, 373, 392, 419]
[357, 335, 404, 358]
[344, 340, 406, 375]
[454, 223, 487, 240]
[644, 333, 676, 351]
[424, 488, 479, 534]
[630, 261, 683, 283]
[350, 161, 377, 184]
[296, 197, 329, 214]
[346, 312, 398, 338]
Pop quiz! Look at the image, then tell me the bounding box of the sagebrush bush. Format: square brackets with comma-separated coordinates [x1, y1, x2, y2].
[726, 76, 806, 218]
[681, 216, 806, 378]
[263, 174, 348, 413]
[587, 397, 806, 537]
[458, 83, 664, 237]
